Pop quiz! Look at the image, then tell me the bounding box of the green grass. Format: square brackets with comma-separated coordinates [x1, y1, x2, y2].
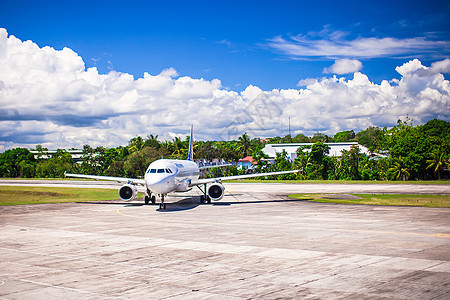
[230, 179, 450, 185]
[2, 178, 449, 184]
[289, 193, 450, 208]
[0, 186, 129, 206]
[0, 177, 96, 181]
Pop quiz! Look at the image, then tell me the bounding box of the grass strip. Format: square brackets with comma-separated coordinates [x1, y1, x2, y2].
[0, 186, 128, 206]
[230, 179, 450, 185]
[289, 193, 450, 208]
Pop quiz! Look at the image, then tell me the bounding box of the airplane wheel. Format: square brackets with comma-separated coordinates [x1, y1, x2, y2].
[151, 196, 156, 204]
[202, 196, 210, 204]
[144, 196, 150, 205]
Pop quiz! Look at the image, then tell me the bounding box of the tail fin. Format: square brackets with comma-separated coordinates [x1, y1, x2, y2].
[187, 124, 194, 161]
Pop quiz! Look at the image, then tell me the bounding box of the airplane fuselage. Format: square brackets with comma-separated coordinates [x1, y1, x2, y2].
[144, 159, 200, 194]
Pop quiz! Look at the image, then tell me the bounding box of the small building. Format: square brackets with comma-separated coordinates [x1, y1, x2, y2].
[261, 142, 371, 162]
[195, 159, 232, 168]
[30, 149, 84, 163]
[237, 156, 257, 170]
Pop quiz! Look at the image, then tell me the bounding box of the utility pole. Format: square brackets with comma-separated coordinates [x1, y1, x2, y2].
[288, 116, 291, 137]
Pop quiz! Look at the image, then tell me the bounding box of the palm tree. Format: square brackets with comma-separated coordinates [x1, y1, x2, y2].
[293, 149, 308, 178]
[253, 149, 270, 173]
[161, 140, 171, 151]
[145, 134, 160, 148]
[237, 133, 252, 158]
[426, 151, 449, 180]
[388, 158, 410, 181]
[128, 136, 144, 153]
[171, 137, 185, 158]
[34, 144, 48, 161]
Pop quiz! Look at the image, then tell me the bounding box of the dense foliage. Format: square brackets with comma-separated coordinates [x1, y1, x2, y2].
[0, 118, 448, 181]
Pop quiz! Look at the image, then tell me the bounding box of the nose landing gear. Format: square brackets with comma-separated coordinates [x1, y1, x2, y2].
[159, 194, 166, 209]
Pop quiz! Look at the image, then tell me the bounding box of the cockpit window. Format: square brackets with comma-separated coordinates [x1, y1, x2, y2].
[148, 168, 173, 174]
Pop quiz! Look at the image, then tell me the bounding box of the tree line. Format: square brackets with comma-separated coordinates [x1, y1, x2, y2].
[0, 117, 448, 181]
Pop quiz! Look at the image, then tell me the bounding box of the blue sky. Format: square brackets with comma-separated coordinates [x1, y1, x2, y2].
[2, 0, 448, 90]
[0, 0, 449, 149]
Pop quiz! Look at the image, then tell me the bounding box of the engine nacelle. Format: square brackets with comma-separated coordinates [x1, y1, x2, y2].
[119, 184, 138, 201]
[208, 183, 225, 201]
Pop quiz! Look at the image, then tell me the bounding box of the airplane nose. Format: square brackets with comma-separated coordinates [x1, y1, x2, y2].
[146, 176, 172, 193]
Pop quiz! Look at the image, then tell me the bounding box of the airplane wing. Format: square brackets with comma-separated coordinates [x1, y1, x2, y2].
[64, 172, 146, 185]
[190, 169, 300, 186]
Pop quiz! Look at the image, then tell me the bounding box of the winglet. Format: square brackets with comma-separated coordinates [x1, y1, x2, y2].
[187, 124, 194, 161]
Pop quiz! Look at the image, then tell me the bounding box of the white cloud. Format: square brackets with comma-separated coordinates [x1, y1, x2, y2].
[323, 59, 363, 74]
[430, 58, 450, 74]
[267, 28, 450, 59]
[393, 58, 450, 77]
[296, 78, 317, 87]
[395, 58, 427, 76]
[0, 28, 449, 151]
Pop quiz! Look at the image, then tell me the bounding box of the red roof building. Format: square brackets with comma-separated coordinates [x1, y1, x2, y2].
[237, 156, 257, 170]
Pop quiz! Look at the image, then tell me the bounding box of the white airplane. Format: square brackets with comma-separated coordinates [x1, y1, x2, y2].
[65, 126, 299, 209]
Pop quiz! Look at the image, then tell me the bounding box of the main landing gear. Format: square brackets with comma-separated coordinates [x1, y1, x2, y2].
[144, 189, 156, 205]
[200, 195, 211, 204]
[197, 184, 211, 204]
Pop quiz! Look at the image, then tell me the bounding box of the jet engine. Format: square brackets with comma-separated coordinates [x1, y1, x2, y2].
[207, 183, 225, 201]
[119, 184, 138, 201]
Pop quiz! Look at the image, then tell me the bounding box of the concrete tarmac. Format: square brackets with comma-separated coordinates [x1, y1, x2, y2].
[0, 181, 449, 299]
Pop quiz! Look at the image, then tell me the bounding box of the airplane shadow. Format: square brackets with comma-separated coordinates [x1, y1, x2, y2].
[77, 201, 141, 206]
[77, 199, 199, 212]
[156, 198, 200, 212]
[77, 196, 313, 212]
[212, 197, 313, 206]
[157, 196, 312, 211]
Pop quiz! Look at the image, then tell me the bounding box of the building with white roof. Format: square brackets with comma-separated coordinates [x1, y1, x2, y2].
[261, 142, 370, 162]
[30, 149, 84, 163]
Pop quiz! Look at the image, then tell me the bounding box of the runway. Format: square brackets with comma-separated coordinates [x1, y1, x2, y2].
[2, 179, 450, 194]
[0, 181, 449, 299]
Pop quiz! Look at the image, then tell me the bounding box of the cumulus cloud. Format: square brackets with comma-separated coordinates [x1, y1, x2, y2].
[395, 58, 450, 79]
[430, 58, 450, 74]
[267, 28, 450, 59]
[0, 28, 449, 151]
[323, 59, 363, 74]
[296, 78, 317, 87]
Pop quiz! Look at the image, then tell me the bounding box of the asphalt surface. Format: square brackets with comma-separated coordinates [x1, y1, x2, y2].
[2, 179, 450, 195]
[0, 181, 449, 299]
